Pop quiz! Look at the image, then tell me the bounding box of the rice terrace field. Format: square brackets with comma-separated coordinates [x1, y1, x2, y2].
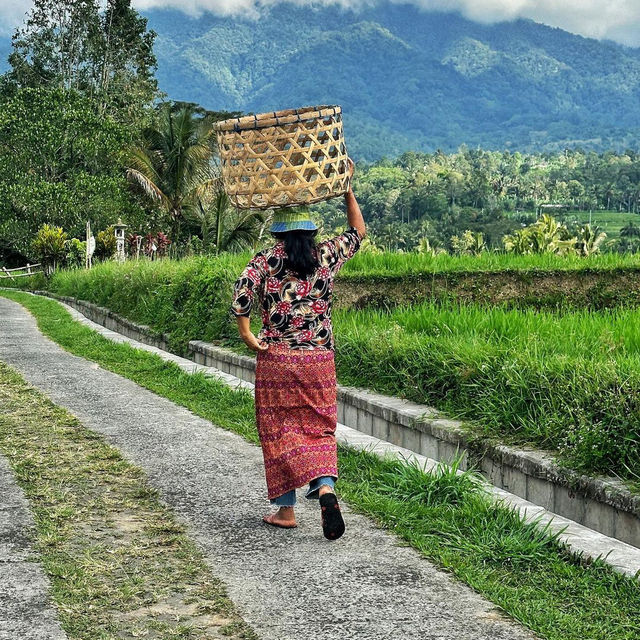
[9, 250, 640, 488]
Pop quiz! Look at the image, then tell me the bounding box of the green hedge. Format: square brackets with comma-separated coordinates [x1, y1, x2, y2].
[14, 256, 640, 484]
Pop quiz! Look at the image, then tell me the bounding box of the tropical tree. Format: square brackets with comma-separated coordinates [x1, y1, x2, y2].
[31, 223, 68, 275]
[415, 237, 446, 256]
[184, 190, 266, 254]
[4, 0, 158, 128]
[621, 222, 640, 238]
[125, 103, 217, 245]
[575, 224, 607, 257]
[503, 215, 577, 255]
[358, 236, 384, 255]
[450, 230, 486, 256]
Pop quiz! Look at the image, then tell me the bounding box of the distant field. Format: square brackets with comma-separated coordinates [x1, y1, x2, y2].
[559, 210, 640, 238]
[506, 209, 640, 240]
[228, 246, 640, 277]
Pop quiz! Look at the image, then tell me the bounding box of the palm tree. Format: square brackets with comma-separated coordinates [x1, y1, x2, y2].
[621, 221, 640, 238]
[184, 190, 266, 254]
[503, 215, 577, 255]
[125, 102, 216, 246]
[415, 237, 446, 256]
[575, 224, 607, 257]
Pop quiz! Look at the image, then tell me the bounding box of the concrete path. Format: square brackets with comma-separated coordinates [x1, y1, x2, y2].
[0, 455, 68, 639]
[45, 291, 640, 579]
[0, 296, 539, 640]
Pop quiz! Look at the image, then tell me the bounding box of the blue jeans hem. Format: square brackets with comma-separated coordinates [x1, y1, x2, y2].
[270, 475, 337, 506]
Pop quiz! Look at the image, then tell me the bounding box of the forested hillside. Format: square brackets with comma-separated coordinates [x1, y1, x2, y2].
[142, 4, 640, 159]
[2, 5, 640, 159]
[2, 0, 640, 266]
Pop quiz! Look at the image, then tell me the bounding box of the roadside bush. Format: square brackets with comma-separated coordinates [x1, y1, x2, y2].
[31, 224, 68, 275]
[46, 255, 247, 353]
[95, 226, 116, 260]
[66, 238, 86, 269]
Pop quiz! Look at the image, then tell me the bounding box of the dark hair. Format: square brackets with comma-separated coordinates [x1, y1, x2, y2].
[270, 229, 319, 279]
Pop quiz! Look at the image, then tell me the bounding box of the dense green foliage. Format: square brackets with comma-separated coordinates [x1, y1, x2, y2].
[0, 2, 254, 265]
[142, 4, 640, 159]
[3, 0, 158, 128]
[2, 3, 640, 266]
[125, 103, 265, 253]
[335, 302, 640, 477]
[317, 148, 640, 252]
[4, 289, 640, 640]
[36, 257, 244, 353]
[0, 0, 160, 264]
[0, 88, 142, 262]
[16, 256, 640, 482]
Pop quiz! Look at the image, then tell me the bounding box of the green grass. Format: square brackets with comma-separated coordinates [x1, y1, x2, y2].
[0, 360, 256, 640]
[6, 252, 640, 482]
[2, 289, 640, 640]
[332, 301, 640, 480]
[559, 211, 640, 239]
[341, 248, 640, 277]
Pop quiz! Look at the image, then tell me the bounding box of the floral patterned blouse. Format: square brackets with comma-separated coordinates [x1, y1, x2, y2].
[229, 227, 362, 350]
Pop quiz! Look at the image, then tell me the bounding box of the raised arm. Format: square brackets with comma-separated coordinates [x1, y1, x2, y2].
[345, 158, 366, 239]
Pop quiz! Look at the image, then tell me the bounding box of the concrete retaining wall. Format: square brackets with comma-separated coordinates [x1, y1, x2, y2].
[36, 291, 640, 549]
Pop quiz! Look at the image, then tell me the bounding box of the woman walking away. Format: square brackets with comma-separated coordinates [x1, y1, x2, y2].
[229, 159, 366, 540]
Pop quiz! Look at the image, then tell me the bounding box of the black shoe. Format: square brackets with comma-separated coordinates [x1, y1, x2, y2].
[319, 493, 345, 540]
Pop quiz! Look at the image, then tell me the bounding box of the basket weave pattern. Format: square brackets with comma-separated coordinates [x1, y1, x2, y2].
[216, 105, 350, 210]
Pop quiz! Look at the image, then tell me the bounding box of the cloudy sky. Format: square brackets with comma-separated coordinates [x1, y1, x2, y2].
[1, 0, 639, 47]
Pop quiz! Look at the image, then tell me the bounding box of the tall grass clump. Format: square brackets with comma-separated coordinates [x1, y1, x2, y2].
[45, 255, 250, 353]
[333, 302, 640, 480]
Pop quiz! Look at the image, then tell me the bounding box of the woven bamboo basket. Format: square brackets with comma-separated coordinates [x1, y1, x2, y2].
[215, 105, 350, 210]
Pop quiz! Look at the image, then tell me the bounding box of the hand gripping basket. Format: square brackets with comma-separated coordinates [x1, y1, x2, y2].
[215, 105, 350, 210]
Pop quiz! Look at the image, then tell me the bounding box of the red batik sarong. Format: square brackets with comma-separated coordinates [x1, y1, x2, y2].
[254, 343, 338, 500]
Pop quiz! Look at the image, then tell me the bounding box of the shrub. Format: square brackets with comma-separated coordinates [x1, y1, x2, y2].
[31, 224, 68, 275]
[95, 226, 116, 260]
[45, 255, 247, 354]
[66, 238, 87, 269]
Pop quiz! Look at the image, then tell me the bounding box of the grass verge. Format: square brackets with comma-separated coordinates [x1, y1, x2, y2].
[7, 256, 640, 482]
[0, 360, 256, 640]
[1, 289, 640, 640]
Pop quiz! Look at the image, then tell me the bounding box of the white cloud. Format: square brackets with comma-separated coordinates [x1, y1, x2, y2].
[133, 0, 372, 19]
[1, 0, 639, 46]
[403, 0, 640, 46]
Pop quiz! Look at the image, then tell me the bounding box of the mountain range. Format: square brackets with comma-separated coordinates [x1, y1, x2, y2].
[4, 3, 640, 159]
